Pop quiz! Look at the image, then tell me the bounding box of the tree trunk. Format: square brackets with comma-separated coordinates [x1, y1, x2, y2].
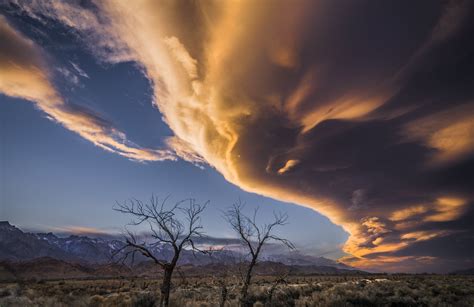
[160, 267, 173, 307]
[219, 284, 228, 307]
[240, 259, 256, 307]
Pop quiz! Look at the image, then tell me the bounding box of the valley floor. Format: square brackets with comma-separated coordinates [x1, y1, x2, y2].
[0, 275, 473, 306]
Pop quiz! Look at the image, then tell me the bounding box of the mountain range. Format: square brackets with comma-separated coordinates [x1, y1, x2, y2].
[0, 221, 361, 280]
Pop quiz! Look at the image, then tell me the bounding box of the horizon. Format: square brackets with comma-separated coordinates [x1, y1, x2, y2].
[0, 220, 445, 274]
[1, 1, 474, 276]
[0, 220, 470, 275]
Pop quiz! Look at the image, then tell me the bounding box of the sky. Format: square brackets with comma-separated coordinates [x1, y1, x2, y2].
[0, 0, 473, 273]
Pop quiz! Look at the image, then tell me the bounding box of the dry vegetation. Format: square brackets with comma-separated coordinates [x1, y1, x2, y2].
[1, 274, 473, 307]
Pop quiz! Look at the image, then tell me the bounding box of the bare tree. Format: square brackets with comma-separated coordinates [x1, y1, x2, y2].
[214, 274, 229, 307]
[210, 250, 240, 307]
[114, 195, 207, 307]
[224, 200, 295, 307]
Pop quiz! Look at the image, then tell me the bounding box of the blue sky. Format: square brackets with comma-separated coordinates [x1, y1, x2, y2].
[0, 52, 347, 258]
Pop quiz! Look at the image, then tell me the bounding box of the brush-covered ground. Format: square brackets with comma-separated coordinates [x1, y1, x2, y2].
[0, 275, 473, 306]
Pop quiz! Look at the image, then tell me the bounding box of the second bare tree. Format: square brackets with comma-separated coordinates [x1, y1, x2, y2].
[224, 201, 295, 307]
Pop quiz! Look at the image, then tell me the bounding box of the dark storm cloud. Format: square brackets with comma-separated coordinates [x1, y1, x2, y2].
[225, 0, 474, 271]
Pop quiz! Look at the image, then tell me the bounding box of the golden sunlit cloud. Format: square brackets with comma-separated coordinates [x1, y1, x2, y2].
[5, 0, 474, 272]
[0, 16, 175, 162]
[341, 255, 440, 272]
[405, 104, 474, 165]
[390, 205, 429, 222]
[277, 160, 300, 175]
[49, 225, 116, 236]
[424, 197, 466, 222]
[401, 231, 449, 242]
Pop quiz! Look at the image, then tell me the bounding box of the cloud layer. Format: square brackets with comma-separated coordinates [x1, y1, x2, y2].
[2, 0, 474, 272]
[0, 15, 174, 162]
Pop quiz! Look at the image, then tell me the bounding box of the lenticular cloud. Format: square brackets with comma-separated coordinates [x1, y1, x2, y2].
[3, 0, 474, 272]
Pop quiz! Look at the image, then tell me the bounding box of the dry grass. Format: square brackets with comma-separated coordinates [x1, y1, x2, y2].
[0, 275, 473, 306]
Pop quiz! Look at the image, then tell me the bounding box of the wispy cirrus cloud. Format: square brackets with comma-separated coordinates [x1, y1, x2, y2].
[0, 15, 175, 162]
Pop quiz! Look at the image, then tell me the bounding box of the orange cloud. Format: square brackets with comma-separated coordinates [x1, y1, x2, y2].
[0, 16, 175, 162]
[50, 226, 114, 236]
[277, 160, 300, 175]
[8, 0, 474, 272]
[390, 205, 429, 222]
[424, 197, 466, 222]
[405, 104, 474, 165]
[401, 230, 449, 242]
[342, 255, 440, 272]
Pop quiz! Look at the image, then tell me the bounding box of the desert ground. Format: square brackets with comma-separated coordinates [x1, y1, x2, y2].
[1, 274, 474, 307]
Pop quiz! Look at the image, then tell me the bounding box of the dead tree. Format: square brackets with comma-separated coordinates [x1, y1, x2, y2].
[114, 195, 207, 307]
[224, 201, 295, 307]
[216, 276, 229, 307]
[210, 250, 239, 307]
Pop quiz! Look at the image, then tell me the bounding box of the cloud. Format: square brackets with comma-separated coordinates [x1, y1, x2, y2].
[165, 136, 206, 168]
[276, 159, 299, 175]
[4, 0, 474, 272]
[405, 104, 474, 164]
[0, 15, 175, 162]
[49, 225, 115, 236]
[424, 197, 466, 222]
[70, 62, 89, 79]
[390, 205, 429, 222]
[348, 189, 368, 211]
[400, 230, 450, 242]
[56, 67, 80, 86]
[0, 15, 57, 103]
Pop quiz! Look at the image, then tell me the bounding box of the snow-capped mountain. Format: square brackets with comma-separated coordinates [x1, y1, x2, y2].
[0, 221, 352, 269]
[263, 252, 353, 270]
[0, 221, 234, 265]
[0, 221, 73, 261]
[34, 232, 125, 263]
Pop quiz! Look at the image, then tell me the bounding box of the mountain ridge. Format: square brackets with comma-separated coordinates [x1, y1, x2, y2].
[0, 221, 352, 270]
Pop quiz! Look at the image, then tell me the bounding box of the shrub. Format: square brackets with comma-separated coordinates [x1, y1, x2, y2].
[133, 292, 158, 307]
[0, 288, 10, 298]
